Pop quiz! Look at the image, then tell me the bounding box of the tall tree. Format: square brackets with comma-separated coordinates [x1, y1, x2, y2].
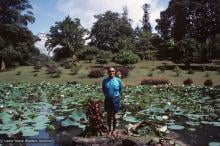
[156, 0, 220, 61]
[46, 16, 87, 60]
[89, 10, 133, 53]
[0, 0, 38, 67]
[142, 3, 152, 32]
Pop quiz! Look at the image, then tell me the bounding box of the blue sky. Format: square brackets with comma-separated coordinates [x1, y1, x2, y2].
[28, 0, 169, 35]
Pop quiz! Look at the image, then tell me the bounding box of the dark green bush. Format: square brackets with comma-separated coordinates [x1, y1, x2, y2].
[70, 65, 80, 75]
[96, 50, 112, 64]
[33, 61, 42, 71]
[188, 68, 194, 74]
[159, 66, 166, 73]
[113, 50, 140, 65]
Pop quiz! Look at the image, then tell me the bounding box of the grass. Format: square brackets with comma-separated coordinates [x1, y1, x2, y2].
[0, 61, 220, 86]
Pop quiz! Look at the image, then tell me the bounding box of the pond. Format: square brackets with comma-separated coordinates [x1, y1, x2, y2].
[0, 83, 220, 146]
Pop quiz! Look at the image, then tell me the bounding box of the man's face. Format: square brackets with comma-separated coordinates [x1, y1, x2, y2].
[108, 68, 115, 78]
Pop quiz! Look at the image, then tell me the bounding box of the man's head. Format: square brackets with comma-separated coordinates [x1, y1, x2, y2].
[108, 67, 115, 78]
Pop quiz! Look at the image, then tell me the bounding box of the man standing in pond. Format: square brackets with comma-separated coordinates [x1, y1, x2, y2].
[102, 67, 122, 136]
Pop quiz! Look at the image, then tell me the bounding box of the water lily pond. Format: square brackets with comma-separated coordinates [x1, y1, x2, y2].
[0, 82, 220, 146]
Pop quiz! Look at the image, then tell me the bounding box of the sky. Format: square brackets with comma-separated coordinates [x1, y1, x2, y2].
[28, 0, 169, 35]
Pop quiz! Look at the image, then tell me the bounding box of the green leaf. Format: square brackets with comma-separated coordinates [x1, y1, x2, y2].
[61, 119, 78, 127]
[21, 127, 39, 137]
[69, 110, 86, 122]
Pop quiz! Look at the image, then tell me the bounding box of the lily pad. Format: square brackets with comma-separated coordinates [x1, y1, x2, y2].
[168, 125, 185, 130]
[69, 110, 86, 122]
[61, 119, 79, 127]
[21, 127, 39, 137]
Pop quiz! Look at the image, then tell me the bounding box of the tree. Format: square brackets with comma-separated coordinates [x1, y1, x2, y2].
[0, 0, 38, 67]
[134, 4, 156, 60]
[46, 16, 87, 60]
[89, 10, 133, 53]
[135, 31, 155, 60]
[142, 3, 152, 32]
[156, 0, 220, 62]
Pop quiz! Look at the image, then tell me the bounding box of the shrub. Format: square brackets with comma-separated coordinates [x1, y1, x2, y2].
[204, 79, 213, 86]
[85, 99, 107, 135]
[159, 66, 166, 73]
[51, 69, 62, 78]
[61, 59, 74, 69]
[115, 66, 129, 78]
[113, 50, 140, 65]
[183, 78, 193, 85]
[173, 66, 181, 76]
[148, 72, 153, 77]
[70, 65, 80, 75]
[140, 78, 170, 85]
[16, 71, 21, 75]
[201, 65, 206, 72]
[188, 68, 194, 74]
[205, 72, 210, 77]
[47, 64, 59, 74]
[88, 68, 105, 78]
[33, 61, 42, 71]
[96, 50, 112, 64]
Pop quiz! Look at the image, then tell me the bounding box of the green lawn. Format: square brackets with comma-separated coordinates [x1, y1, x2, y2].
[0, 61, 220, 86]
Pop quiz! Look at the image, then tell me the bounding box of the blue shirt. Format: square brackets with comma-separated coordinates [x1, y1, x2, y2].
[102, 77, 122, 98]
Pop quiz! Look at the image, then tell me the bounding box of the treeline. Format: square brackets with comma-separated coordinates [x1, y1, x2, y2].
[1, 0, 220, 68]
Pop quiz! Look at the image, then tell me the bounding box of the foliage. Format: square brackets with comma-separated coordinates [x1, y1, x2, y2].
[113, 50, 140, 65]
[142, 3, 152, 32]
[173, 66, 181, 77]
[140, 78, 170, 85]
[134, 30, 156, 60]
[159, 66, 166, 73]
[205, 72, 210, 77]
[46, 64, 62, 78]
[172, 38, 202, 64]
[204, 79, 213, 86]
[46, 16, 87, 60]
[60, 58, 75, 69]
[88, 68, 105, 78]
[183, 78, 193, 85]
[47, 64, 59, 74]
[70, 65, 80, 75]
[89, 10, 133, 53]
[0, 82, 219, 138]
[115, 66, 129, 78]
[188, 68, 194, 74]
[156, 0, 220, 61]
[79, 46, 99, 62]
[85, 99, 107, 135]
[33, 61, 42, 71]
[0, 0, 38, 67]
[96, 50, 112, 64]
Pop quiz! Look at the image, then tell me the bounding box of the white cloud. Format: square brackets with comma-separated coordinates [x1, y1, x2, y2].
[56, 0, 168, 32]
